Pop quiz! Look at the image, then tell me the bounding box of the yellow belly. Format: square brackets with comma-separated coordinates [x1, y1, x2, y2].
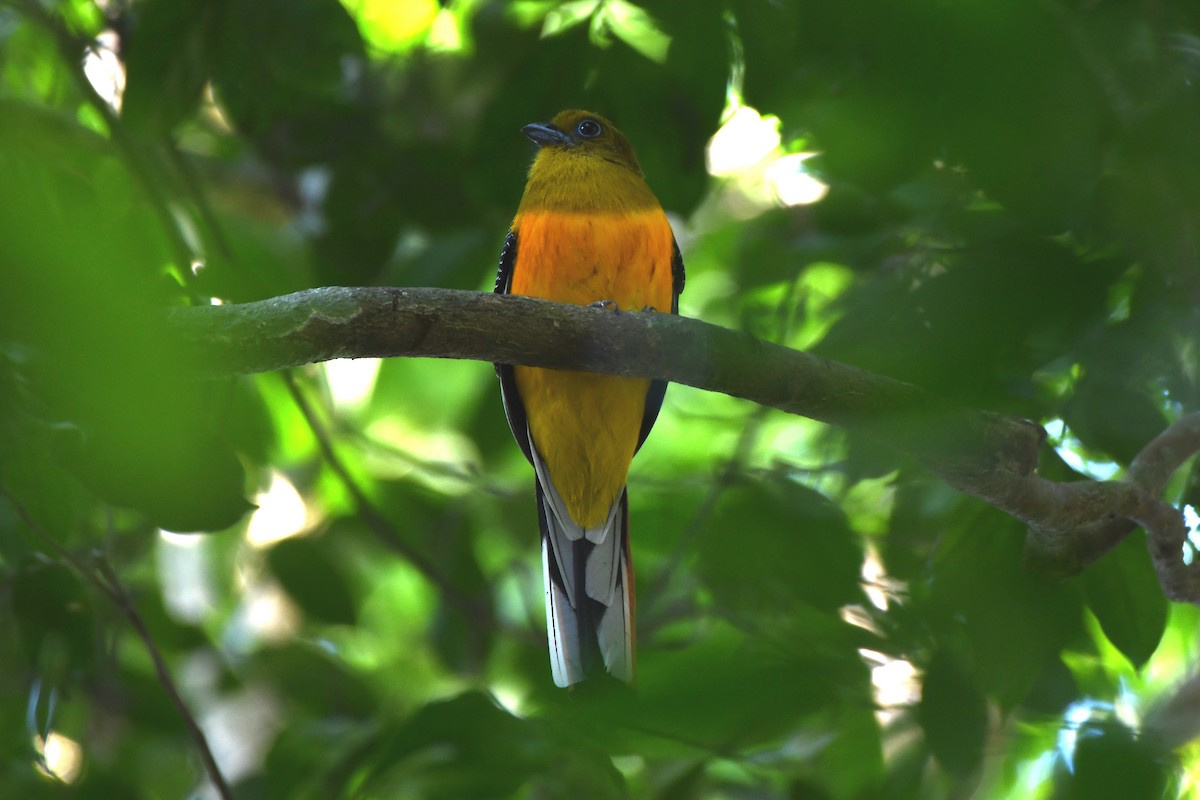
[511, 208, 674, 528]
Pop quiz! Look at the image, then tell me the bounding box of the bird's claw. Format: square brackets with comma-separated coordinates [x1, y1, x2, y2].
[590, 300, 619, 312]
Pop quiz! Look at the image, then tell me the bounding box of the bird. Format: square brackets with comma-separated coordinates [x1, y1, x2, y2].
[494, 110, 685, 687]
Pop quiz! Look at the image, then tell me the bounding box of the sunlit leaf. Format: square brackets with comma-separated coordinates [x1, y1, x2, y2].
[60, 0, 105, 37]
[541, 0, 599, 38]
[603, 0, 671, 63]
[1083, 532, 1168, 671]
[343, 0, 438, 53]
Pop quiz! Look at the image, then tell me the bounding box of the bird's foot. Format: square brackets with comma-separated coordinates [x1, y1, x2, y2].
[589, 300, 619, 312]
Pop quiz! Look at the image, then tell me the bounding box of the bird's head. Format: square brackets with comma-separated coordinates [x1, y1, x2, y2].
[522, 110, 642, 176]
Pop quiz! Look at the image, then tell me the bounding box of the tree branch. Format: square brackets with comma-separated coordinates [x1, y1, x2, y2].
[170, 286, 1200, 602]
[172, 287, 1041, 470]
[1021, 413, 1200, 598]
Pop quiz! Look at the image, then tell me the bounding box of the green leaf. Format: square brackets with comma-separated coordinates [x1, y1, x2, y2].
[919, 651, 988, 779]
[251, 643, 376, 719]
[209, 0, 368, 165]
[0, 111, 252, 534]
[121, 0, 212, 135]
[11, 563, 94, 677]
[71, 421, 252, 534]
[363, 691, 549, 798]
[810, 703, 885, 797]
[60, 1, 106, 37]
[268, 537, 359, 626]
[118, 667, 192, 737]
[264, 718, 380, 800]
[541, 0, 599, 38]
[1052, 720, 1175, 800]
[1064, 377, 1168, 467]
[1083, 532, 1168, 670]
[603, 0, 671, 63]
[543, 621, 872, 758]
[927, 507, 1083, 708]
[698, 474, 864, 622]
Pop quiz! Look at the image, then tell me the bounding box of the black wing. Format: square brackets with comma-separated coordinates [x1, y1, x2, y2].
[635, 237, 685, 451]
[670, 236, 686, 311]
[494, 229, 518, 295]
[494, 230, 534, 464]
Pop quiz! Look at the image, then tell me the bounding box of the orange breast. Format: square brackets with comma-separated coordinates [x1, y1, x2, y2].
[511, 208, 674, 527]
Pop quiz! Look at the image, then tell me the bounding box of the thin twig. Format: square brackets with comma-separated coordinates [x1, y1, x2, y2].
[92, 558, 233, 800]
[280, 372, 488, 622]
[334, 419, 517, 498]
[1, 490, 233, 800]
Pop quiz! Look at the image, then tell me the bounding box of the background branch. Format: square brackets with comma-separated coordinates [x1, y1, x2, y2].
[1020, 413, 1200, 598]
[171, 286, 1200, 601]
[279, 371, 491, 623]
[1, 491, 233, 800]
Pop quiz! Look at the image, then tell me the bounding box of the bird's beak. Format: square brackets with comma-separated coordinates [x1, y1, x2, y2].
[522, 122, 572, 148]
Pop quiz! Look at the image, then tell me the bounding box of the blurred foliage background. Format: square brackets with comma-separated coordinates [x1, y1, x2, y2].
[2, 0, 1200, 797]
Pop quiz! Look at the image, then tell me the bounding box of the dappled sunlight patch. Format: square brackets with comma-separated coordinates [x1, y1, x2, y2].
[846, 543, 917, 728]
[707, 106, 781, 177]
[158, 529, 219, 624]
[489, 681, 528, 718]
[323, 357, 381, 412]
[704, 105, 828, 219]
[247, 470, 313, 549]
[82, 30, 123, 112]
[199, 685, 285, 788]
[862, 649, 921, 729]
[33, 731, 84, 785]
[363, 417, 482, 495]
[1044, 417, 1122, 481]
[341, 0, 439, 53]
[841, 474, 898, 540]
[1183, 505, 1200, 566]
[767, 153, 830, 207]
[330, 559, 442, 683]
[225, 579, 303, 651]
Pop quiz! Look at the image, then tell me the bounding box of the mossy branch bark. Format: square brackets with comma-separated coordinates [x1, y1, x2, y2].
[170, 286, 1200, 602]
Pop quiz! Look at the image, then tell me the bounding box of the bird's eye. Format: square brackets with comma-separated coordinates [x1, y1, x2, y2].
[576, 119, 603, 138]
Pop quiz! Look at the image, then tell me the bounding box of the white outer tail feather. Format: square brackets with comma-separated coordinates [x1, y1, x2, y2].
[597, 547, 633, 680]
[532, 434, 634, 687]
[542, 536, 583, 687]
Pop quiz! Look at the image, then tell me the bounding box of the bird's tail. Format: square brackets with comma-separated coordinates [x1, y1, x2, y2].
[537, 482, 635, 687]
